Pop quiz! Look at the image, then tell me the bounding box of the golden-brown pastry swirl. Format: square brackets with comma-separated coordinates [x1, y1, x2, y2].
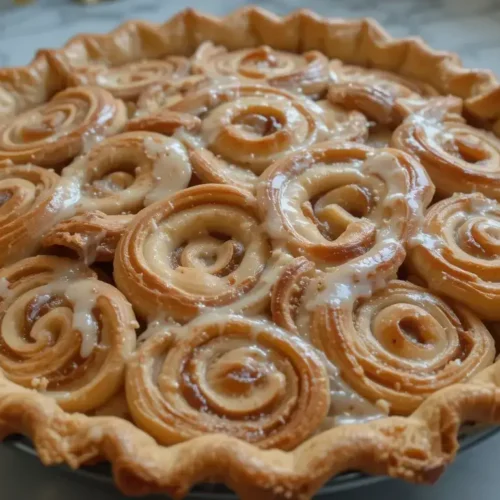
[329, 62, 438, 97]
[392, 114, 500, 200]
[0, 255, 137, 412]
[41, 211, 134, 264]
[136, 74, 212, 114]
[310, 280, 495, 415]
[0, 255, 94, 305]
[0, 164, 79, 267]
[328, 62, 438, 127]
[125, 110, 202, 137]
[141, 83, 368, 192]
[409, 193, 500, 320]
[114, 183, 290, 322]
[126, 314, 329, 450]
[271, 257, 316, 336]
[0, 87, 127, 168]
[257, 142, 434, 266]
[63, 57, 191, 102]
[62, 131, 193, 214]
[192, 42, 329, 96]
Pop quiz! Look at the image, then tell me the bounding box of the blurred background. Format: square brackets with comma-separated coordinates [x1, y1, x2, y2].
[0, 0, 499, 74]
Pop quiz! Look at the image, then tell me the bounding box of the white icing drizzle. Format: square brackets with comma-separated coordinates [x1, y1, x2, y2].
[139, 316, 181, 343]
[171, 87, 328, 186]
[0, 88, 15, 118]
[403, 100, 470, 168]
[80, 230, 107, 266]
[210, 249, 293, 316]
[48, 175, 81, 223]
[64, 280, 100, 358]
[468, 194, 498, 215]
[317, 349, 387, 426]
[53, 262, 93, 282]
[269, 151, 408, 309]
[0, 277, 10, 299]
[408, 231, 444, 250]
[8, 274, 100, 358]
[367, 151, 427, 238]
[307, 239, 402, 309]
[143, 136, 192, 205]
[81, 128, 105, 154]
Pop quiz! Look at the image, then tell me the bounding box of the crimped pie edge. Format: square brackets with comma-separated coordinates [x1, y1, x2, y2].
[0, 6, 500, 499]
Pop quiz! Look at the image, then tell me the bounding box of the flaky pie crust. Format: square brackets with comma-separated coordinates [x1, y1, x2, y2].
[1, 7, 500, 499]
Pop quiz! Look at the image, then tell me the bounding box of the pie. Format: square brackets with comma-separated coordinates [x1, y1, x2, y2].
[0, 7, 500, 499]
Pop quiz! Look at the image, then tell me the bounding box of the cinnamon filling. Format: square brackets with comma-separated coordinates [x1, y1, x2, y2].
[232, 111, 284, 137]
[84, 170, 136, 197]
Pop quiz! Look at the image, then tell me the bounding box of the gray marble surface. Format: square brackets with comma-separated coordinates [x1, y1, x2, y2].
[0, 0, 500, 75]
[0, 0, 499, 499]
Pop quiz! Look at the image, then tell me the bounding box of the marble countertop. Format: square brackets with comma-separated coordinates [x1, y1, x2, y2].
[0, 0, 500, 76]
[0, 0, 499, 499]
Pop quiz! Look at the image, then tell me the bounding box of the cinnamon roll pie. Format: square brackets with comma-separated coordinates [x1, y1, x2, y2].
[192, 42, 329, 96]
[2, 7, 500, 500]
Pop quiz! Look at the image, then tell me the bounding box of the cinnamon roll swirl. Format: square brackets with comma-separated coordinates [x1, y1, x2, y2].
[139, 83, 368, 192]
[0, 164, 79, 266]
[62, 131, 193, 214]
[0, 87, 127, 168]
[126, 314, 329, 449]
[114, 183, 291, 322]
[136, 75, 212, 114]
[310, 280, 495, 415]
[393, 114, 500, 200]
[0, 256, 137, 413]
[0, 255, 94, 305]
[328, 62, 438, 127]
[192, 42, 329, 96]
[409, 193, 500, 320]
[63, 57, 191, 102]
[257, 142, 434, 266]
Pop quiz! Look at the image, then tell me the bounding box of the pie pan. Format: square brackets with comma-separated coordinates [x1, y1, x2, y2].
[5, 426, 499, 497]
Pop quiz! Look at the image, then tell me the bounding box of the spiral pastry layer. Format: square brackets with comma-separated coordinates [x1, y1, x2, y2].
[114, 183, 292, 321]
[142, 83, 368, 192]
[257, 142, 434, 266]
[328, 62, 438, 127]
[62, 131, 193, 214]
[136, 75, 212, 114]
[65, 57, 191, 102]
[0, 87, 127, 168]
[409, 193, 500, 320]
[0, 255, 137, 412]
[192, 42, 329, 96]
[0, 255, 94, 306]
[0, 164, 80, 266]
[309, 280, 494, 415]
[126, 314, 329, 449]
[393, 115, 500, 200]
